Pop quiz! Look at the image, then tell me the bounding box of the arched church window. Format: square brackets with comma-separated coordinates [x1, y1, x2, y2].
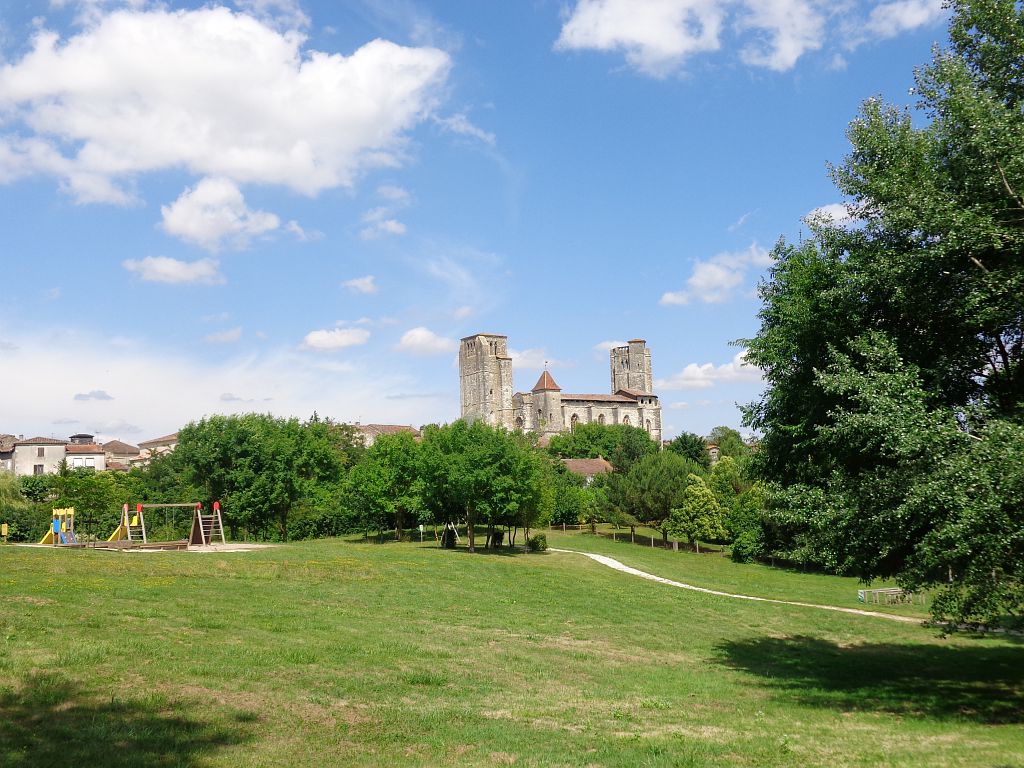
[598, 414, 605, 425]
[570, 414, 579, 431]
[646, 419, 652, 433]
[622, 415, 630, 425]
[515, 417, 523, 431]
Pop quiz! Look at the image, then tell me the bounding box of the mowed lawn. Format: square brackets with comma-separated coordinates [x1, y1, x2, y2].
[1, 534, 1021, 768]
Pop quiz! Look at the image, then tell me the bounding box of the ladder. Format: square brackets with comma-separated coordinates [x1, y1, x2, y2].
[189, 501, 226, 546]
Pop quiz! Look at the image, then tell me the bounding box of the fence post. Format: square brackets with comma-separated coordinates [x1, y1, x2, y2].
[673, 541, 678, 552]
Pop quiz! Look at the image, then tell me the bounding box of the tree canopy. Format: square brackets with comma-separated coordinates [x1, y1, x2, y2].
[742, 0, 1024, 627]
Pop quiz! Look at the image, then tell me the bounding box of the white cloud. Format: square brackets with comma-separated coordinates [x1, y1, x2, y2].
[737, 0, 824, 71]
[593, 339, 627, 360]
[161, 177, 279, 252]
[509, 348, 564, 371]
[661, 242, 771, 305]
[866, 0, 946, 39]
[284, 219, 321, 241]
[359, 207, 407, 239]
[0, 328, 452, 442]
[342, 275, 378, 294]
[397, 327, 457, 356]
[453, 305, 474, 319]
[0, 7, 451, 202]
[122, 256, 224, 285]
[301, 327, 371, 351]
[656, 350, 763, 390]
[668, 401, 691, 410]
[556, 0, 726, 77]
[204, 327, 242, 343]
[806, 202, 857, 227]
[434, 113, 496, 145]
[556, 0, 945, 76]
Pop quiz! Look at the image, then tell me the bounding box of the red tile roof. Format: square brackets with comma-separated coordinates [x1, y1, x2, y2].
[139, 432, 179, 448]
[532, 370, 561, 392]
[15, 436, 68, 446]
[560, 393, 635, 403]
[66, 444, 102, 454]
[102, 440, 140, 454]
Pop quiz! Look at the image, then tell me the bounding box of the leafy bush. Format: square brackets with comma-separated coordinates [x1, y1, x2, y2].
[730, 530, 762, 563]
[526, 532, 547, 552]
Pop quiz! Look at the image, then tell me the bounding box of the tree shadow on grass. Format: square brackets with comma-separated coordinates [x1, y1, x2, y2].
[0, 672, 254, 768]
[715, 635, 1024, 724]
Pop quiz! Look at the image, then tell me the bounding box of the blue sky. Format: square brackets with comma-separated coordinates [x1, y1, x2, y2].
[0, 0, 950, 444]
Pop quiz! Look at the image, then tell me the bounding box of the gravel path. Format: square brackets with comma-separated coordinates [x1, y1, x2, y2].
[551, 548, 923, 624]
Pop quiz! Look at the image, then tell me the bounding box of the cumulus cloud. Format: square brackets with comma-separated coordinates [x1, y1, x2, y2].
[556, 0, 946, 76]
[656, 350, 763, 390]
[866, 0, 946, 39]
[0, 7, 451, 202]
[397, 327, 458, 356]
[301, 327, 371, 351]
[737, 0, 824, 71]
[594, 340, 628, 353]
[806, 202, 858, 227]
[342, 275, 378, 294]
[161, 177, 279, 251]
[661, 242, 771, 305]
[122, 256, 224, 285]
[556, 0, 726, 77]
[74, 389, 114, 401]
[204, 327, 242, 343]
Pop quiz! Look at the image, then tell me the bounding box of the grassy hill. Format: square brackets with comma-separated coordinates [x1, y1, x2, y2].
[1, 532, 1021, 767]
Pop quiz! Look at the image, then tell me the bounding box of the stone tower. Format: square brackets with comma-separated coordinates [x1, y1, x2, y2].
[459, 333, 514, 428]
[610, 339, 653, 393]
[531, 370, 564, 435]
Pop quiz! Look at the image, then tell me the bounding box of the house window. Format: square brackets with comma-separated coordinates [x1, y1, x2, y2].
[36, 447, 45, 458]
[72, 457, 84, 468]
[33, 464, 44, 475]
[85, 458, 95, 468]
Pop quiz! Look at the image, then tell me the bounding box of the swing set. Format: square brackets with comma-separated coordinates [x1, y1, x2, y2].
[41, 501, 226, 550]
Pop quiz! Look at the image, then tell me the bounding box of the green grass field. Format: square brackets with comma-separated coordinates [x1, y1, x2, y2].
[1, 533, 1021, 767]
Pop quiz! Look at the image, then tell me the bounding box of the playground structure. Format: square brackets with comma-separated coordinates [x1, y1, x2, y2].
[188, 500, 226, 546]
[108, 503, 149, 544]
[40, 501, 226, 550]
[39, 508, 78, 545]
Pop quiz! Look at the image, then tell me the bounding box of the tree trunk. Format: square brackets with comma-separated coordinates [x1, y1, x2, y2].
[467, 505, 475, 552]
[396, 507, 404, 542]
[630, 525, 635, 543]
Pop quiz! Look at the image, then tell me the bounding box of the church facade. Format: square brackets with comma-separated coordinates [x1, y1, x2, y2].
[458, 333, 662, 443]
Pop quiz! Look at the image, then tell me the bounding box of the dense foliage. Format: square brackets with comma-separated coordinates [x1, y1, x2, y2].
[743, 0, 1024, 627]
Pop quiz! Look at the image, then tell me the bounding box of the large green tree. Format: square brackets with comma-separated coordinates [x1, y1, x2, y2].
[174, 413, 348, 540]
[743, 0, 1024, 626]
[419, 420, 543, 551]
[547, 422, 658, 473]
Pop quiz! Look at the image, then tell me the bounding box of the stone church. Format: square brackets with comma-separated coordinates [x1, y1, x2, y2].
[459, 333, 662, 443]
